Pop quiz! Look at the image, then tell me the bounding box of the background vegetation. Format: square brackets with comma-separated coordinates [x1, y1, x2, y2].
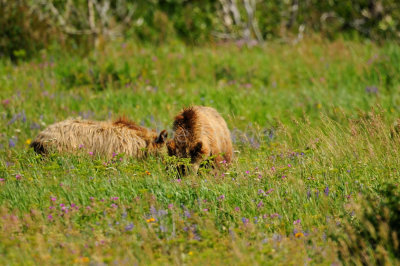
[1, 0, 400, 59]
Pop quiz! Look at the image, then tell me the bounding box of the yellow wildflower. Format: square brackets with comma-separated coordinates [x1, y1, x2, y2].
[145, 171, 151, 175]
[295, 232, 304, 238]
[188, 251, 193, 256]
[74, 257, 90, 263]
[146, 217, 156, 223]
[26, 139, 31, 145]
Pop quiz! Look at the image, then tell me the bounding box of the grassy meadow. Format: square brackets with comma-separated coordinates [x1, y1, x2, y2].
[0, 38, 400, 264]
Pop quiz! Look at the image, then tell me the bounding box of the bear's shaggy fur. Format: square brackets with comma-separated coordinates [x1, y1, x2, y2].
[31, 117, 168, 158]
[167, 106, 233, 174]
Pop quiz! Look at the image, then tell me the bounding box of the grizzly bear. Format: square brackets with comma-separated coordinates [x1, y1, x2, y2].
[31, 117, 168, 158]
[167, 106, 233, 174]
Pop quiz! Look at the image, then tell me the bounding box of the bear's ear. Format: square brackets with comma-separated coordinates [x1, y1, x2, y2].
[175, 115, 184, 121]
[155, 130, 168, 144]
[173, 115, 184, 129]
[190, 141, 203, 158]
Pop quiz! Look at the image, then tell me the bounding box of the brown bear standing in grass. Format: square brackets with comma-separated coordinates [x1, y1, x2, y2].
[167, 106, 233, 174]
[31, 117, 168, 158]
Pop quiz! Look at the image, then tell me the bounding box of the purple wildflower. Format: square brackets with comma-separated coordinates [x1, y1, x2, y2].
[125, 223, 134, 231]
[244, 83, 252, 88]
[324, 186, 329, 196]
[30, 122, 41, 130]
[8, 115, 18, 125]
[15, 174, 21, 180]
[293, 219, 301, 225]
[1, 99, 10, 106]
[21, 111, 26, 122]
[111, 203, 118, 208]
[266, 188, 274, 194]
[9, 139, 16, 148]
[219, 195, 225, 200]
[365, 86, 378, 94]
[48, 215, 53, 220]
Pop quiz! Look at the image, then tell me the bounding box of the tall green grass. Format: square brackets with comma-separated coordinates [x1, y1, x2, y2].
[0, 38, 399, 264]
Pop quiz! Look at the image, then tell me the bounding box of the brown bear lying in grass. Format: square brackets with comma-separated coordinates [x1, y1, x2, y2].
[31, 117, 168, 158]
[167, 106, 233, 174]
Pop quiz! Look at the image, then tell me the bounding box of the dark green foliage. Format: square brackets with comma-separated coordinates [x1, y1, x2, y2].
[0, 0, 58, 60]
[338, 184, 400, 264]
